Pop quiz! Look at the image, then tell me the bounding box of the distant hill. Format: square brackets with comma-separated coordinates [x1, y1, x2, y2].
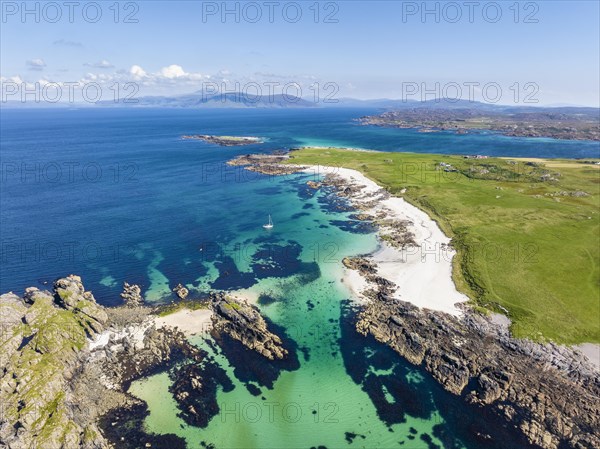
[2, 93, 598, 112]
[358, 103, 600, 141]
[99, 92, 318, 108]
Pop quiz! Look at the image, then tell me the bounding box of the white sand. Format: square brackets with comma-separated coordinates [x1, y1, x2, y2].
[576, 343, 600, 370]
[341, 267, 370, 301]
[154, 308, 213, 336]
[307, 166, 469, 316]
[89, 308, 213, 350]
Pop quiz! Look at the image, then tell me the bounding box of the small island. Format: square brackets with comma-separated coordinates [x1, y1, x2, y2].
[181, 134, 263, 146]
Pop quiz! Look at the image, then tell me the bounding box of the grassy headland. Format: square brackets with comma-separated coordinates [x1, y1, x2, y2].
[286, 148, 600, 344]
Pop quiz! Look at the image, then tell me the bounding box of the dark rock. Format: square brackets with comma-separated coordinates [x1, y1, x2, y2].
[355, 296, 600, 449]
[210, 292, 288, 360]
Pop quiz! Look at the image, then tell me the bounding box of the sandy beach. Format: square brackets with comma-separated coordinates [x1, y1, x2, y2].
[154, 308, 213, 336]
[308, 166, 469, 316]
[89, 307, 214, 351]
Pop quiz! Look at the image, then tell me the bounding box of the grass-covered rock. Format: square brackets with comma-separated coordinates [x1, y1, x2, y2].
[0, 275, 108, 449]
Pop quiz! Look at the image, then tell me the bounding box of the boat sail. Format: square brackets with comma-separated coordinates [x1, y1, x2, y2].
[263, 214, 273, 229]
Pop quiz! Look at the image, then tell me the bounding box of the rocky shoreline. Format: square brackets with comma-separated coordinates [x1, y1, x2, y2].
[227, 152, 306, 175]
[229, 151, 600, 449]
[0, 275, 292, 448]
[350, 260, 600, 449]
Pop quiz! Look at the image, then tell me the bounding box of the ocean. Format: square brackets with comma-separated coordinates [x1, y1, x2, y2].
[1, 107, 597, 449]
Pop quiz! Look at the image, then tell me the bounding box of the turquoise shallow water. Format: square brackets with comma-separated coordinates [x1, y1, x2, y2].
[128, 173, 449, 449]
[1, 108, 588, 448]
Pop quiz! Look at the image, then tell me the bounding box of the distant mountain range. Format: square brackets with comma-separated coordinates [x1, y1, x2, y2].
[100, 92, 318, 108]
[2, 92, 598, 112]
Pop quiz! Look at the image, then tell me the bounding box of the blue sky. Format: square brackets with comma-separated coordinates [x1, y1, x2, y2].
[1, 1, 599, 105]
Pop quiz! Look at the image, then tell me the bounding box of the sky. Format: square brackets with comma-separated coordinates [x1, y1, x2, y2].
[1, 0, 599, 106]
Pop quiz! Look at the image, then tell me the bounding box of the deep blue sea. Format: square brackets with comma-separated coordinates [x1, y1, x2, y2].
[1, 107, 598, 449]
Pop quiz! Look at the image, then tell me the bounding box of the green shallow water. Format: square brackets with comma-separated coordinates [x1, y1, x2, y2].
[131, 272, 447, 449]
[129, 175, 454, 449]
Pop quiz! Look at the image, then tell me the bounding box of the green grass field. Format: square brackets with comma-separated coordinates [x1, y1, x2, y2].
[287, 148, 600, 344]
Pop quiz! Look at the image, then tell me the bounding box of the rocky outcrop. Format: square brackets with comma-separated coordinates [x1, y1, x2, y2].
[120, 282, 143, 307]
[172, 283, 189, 300]
[210, 292, 288, 360]
[342, 256, 377, 275]
[355, 295, 600, 449]
[181, 135, 263, 146]
[0, 275, 109, 449]
[227, 153, 306, 175]
[0, 276, 215, 449]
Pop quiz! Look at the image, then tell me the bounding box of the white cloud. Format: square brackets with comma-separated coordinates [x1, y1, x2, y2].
[0, 75, 25, 84]
[158, 64, 207, 81]
[1, 63, 330, 100]
[159, 64, 186, 79]
[26, 59, 46, 71]
[129, 65, 147, 79]
[125, 64, 208, 84]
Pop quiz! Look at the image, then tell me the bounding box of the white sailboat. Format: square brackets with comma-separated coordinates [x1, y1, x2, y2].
[263, 214, 274, 229]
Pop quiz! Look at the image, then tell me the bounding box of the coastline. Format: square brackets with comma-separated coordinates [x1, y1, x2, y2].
[303, 163, 600, 367]
[2, 148, 599, 448]
[296, 163, 600, 448]
[306, 165, 468, 316]
[227, 152, 599, 354]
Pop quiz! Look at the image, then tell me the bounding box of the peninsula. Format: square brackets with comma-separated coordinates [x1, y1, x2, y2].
[281, 147, 600, 344]
[359, 107, 600, 141]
